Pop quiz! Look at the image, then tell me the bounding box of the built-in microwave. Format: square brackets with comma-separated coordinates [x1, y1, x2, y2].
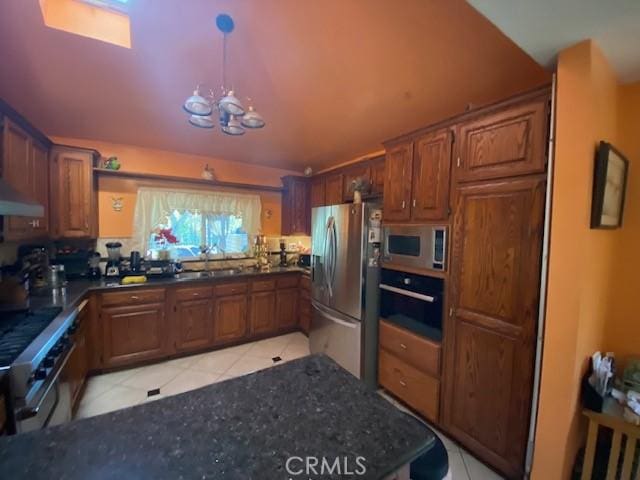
[382, 224, 447, 272]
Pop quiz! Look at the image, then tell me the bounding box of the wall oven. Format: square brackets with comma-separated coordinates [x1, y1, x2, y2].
[382, 224, 447, 272]
[379, 268, 444, 342]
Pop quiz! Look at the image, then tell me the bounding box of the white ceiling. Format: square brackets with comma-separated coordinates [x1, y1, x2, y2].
[468, 0, 640, 83]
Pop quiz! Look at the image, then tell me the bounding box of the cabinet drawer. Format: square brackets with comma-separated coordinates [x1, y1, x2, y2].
[379, 320, 441, 377]
[101, 288, 165, 307]
[215, 282, 248, 297]
[251, 279, 276, 292]
[276, 275, 299, 289]
[175, 285, 213, 301]
[379, 349, 440, 422]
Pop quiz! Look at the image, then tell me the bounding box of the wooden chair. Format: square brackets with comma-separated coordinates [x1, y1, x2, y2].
[582, 400, 639, 480]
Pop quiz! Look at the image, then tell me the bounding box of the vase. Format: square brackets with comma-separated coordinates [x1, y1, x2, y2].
[353, 190, 362, 204]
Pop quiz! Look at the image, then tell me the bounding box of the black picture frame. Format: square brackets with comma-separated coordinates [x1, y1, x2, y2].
[590, 141, 629, 229]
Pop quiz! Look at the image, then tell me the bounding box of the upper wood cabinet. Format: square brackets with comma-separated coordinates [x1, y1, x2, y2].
[369, 156, 386, 197]
[281, 175, 310, 236]
[442, 176, 545, 478]
[382, 142, 414, 222]
[1, 117, 50, 240]
[324, 173, 343, 206]
[342, 163, 371, 202]
[412, 129, 453, 221]
[50, 146, 98, 238]
[310, 177, 325, 208]
[455, 96, 548, 183]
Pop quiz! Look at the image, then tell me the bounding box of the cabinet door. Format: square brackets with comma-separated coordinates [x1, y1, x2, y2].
[281, 176, 310, 235]
[455, 97, 548, 183]
[442, 177, 545, 478]
[51, 148, 95, 238]
[174, 298, 213, 352]
[310, 177, 325, 208]
[2, 119, 33, 239]
[249, 290, 277, 336]
[342, 164, 371, 202]
[213, 294, 248, 344]
[382, 142, 413, 221]
[30, 141, 50, 236]
[102, 303, 166, 368]
[411, 129, 452, 221]
[276, 288, 299, 330]
[369, 157, 385, 197]
[324, 173, 343, 206]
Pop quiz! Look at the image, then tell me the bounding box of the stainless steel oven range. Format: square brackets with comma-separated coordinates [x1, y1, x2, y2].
[0, 299, 87, 433]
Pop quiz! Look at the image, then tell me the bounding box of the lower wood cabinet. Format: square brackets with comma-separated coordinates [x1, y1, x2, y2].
[276, 288, 299, 330]
[299, 275, 311, 335]
[379, 349, 440, 423]
[101, 302, 167, 368]
[249, 290, 276, 335]
[213, 294, 248, 344]
[63, 310, 89, 412]
[174, 297, 213, 352]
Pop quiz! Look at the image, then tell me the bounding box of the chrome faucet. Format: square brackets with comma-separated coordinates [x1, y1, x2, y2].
[199, 245, 211, 271]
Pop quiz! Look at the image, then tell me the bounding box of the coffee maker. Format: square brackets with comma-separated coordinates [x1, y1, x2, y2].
[105, 242, 122, 278]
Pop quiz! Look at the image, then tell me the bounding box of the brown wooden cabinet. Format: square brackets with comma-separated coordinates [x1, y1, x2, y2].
[310, 177, 326, 208]
[50, 146, 98, 238]
[1, 117, 50, 240]
[276, 288, 299, 330]
[281, 175, 310, 235]
[324, 173, 343, 205]
[299, 275, 311, 335]
[382, 142, 413, 221]
[101, 301, 167, 368]
[213, 293, 248, 344]
[342, 163, 371, 202]
[249, 290, 277, 335]
[455, 97, 548, 183]
[174, 297, 213, 352]
[411, 129, 452, 221]
[442, 176, 545, 478]
[63, 306, 89, 412]
[369, 156, 386, 197]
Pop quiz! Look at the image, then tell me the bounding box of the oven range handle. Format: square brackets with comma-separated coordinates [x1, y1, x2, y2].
[379, 284, 436, 303]
[16, 342, 76, 421]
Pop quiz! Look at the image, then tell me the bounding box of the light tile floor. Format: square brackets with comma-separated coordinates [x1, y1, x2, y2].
[75, 332, 503, 480]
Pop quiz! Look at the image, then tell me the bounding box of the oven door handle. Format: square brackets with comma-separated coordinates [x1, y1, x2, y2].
[17, 342, 76, 421]
[379, 284, 436, 303]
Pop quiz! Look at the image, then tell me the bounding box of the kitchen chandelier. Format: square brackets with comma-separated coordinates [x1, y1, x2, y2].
[182, 14, 265, 135]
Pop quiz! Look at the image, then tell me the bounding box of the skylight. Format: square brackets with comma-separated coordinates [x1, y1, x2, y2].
[39, 0, 131, 49]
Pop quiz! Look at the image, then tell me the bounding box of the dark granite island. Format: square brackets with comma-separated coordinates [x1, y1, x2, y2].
[0, 354, 434, 480]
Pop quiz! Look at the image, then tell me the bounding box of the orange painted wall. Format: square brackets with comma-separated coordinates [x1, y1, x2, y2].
[532, 40, 621, 479]
[49, 137, 301, 238]
[606, 82, 640, 358]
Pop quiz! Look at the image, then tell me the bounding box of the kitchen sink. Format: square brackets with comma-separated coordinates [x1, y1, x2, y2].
[176, 268, 245, 280]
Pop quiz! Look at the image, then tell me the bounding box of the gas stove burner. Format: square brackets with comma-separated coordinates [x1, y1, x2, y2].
[0, 307, 62, 367]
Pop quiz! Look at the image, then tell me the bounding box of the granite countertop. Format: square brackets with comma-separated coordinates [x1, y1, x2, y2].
[26, 266, 306, 313]
[0, 355, 434, 480]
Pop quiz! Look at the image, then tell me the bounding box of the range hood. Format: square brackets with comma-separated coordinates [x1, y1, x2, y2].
[0, 178, 44, 217]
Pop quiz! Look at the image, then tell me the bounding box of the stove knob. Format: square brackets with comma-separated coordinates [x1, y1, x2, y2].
[52, 344, 63, 356]
[43, 356, 55, 368]
[34, 367, 47, 380]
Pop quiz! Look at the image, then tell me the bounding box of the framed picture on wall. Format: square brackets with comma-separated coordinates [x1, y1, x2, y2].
[591, 141, 629, 229]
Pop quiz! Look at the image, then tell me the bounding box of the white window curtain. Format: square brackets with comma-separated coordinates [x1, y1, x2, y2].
[131, 187, 261, 253]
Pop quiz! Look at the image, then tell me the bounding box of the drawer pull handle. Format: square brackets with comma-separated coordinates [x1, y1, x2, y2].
[130, 295, 139, 300]
[192, 293, 200, 296]
[399, 380, 407, 387]
[400, 343, 407, 350]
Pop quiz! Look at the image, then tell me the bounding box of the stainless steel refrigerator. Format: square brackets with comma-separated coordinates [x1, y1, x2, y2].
[309, 202, 382, 388]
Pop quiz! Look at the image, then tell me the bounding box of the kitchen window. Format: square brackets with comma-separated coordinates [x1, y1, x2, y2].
[132, 187, 261, 259]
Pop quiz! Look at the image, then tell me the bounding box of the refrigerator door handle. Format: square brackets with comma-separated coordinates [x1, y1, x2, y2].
[311, 300, 358, 329]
